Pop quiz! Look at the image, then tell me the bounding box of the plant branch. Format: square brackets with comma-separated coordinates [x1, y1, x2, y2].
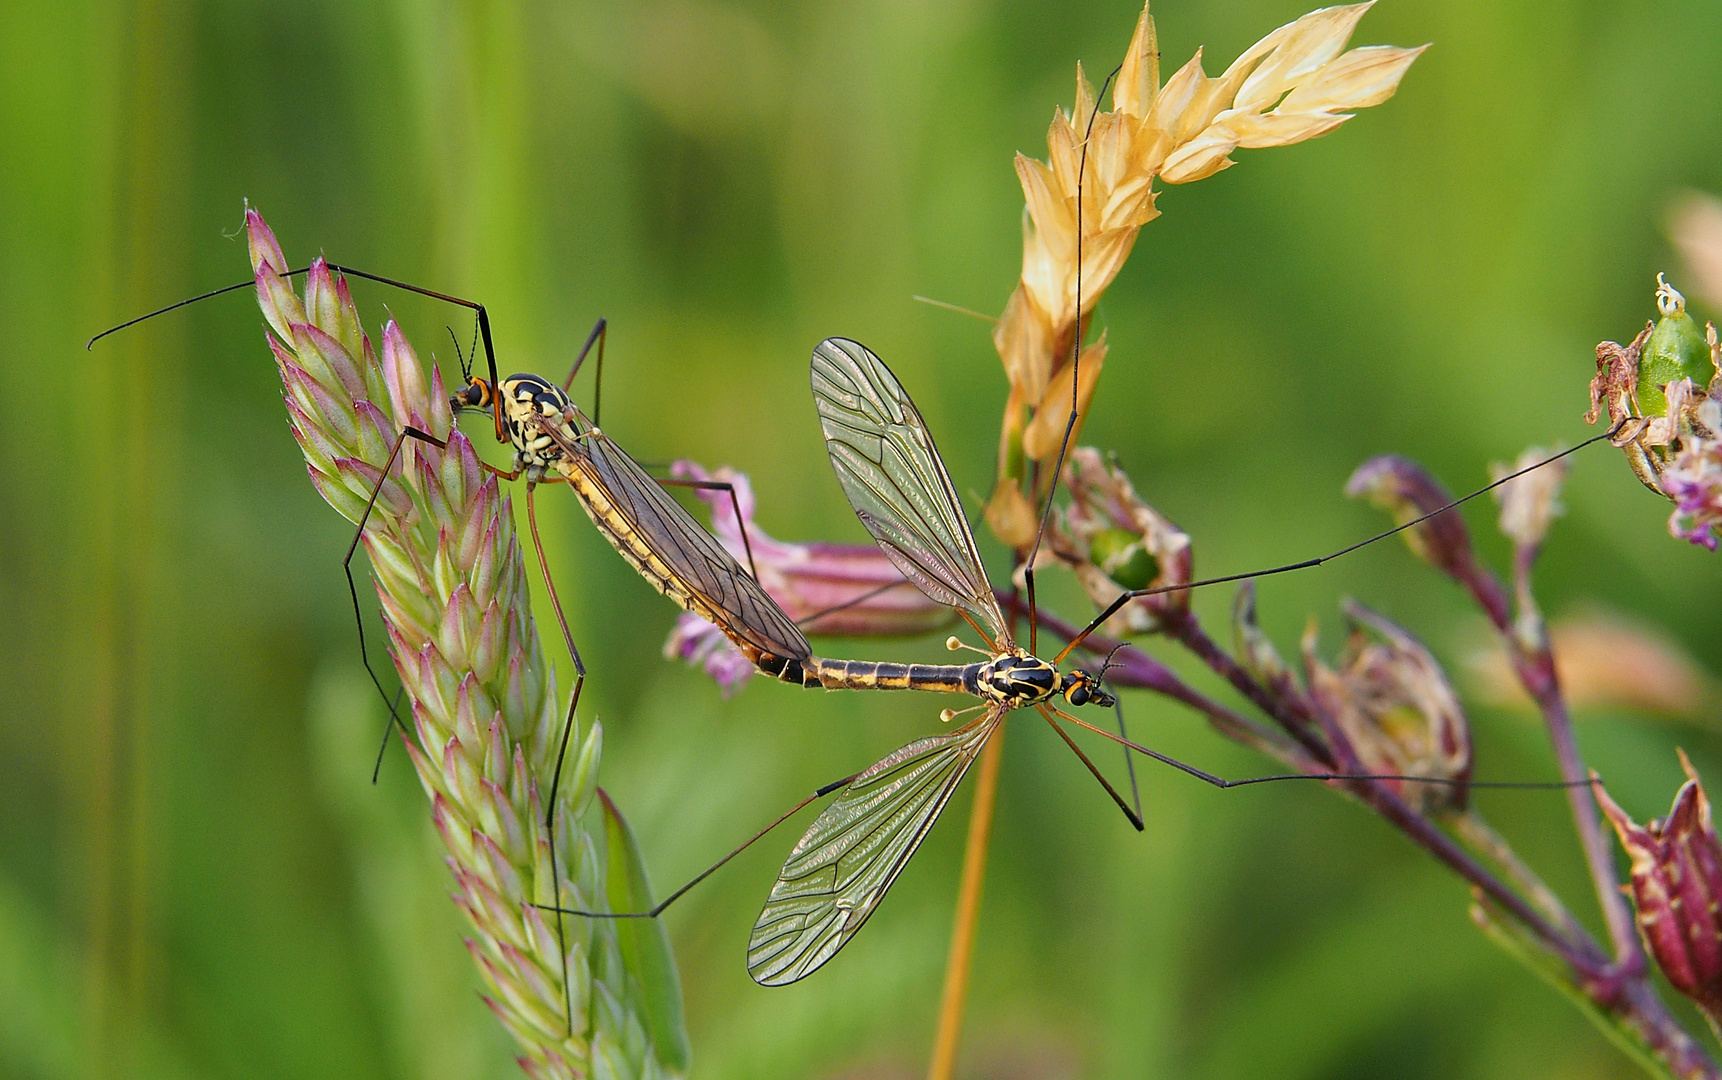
[1492, 546, 1645, 976]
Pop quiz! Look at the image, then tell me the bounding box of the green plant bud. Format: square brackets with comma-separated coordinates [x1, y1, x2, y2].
[1638, 277, 1713, 415]
[1090, 527, 1159, 589]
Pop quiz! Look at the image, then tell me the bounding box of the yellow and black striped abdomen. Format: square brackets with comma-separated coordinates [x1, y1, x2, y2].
[755, 656, 981, 696]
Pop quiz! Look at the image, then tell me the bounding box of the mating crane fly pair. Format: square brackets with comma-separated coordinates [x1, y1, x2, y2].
[91, 240, 1608, 994]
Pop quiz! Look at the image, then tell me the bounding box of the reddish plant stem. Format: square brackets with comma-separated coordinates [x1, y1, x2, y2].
[1495, 547, 1645, 976]
[1165, 613, 1336, 767]
[1175, 610, 1612, 977]
[1618, 979, 1719, 1079]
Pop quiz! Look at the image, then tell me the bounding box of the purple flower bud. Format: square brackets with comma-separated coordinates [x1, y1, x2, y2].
[1346, 455, 1479, 585]
[1597, 753, 1722, 1023]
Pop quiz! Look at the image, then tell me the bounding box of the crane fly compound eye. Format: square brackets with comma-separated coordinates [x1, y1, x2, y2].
[454, 380, 489, 409]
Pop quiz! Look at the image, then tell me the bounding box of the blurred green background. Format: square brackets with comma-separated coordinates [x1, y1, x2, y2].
[5, 0, 1722, 1077]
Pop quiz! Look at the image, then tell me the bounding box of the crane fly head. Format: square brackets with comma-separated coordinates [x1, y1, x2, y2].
[1059, 668, 1115, 709]
[451, 376, 495, 414]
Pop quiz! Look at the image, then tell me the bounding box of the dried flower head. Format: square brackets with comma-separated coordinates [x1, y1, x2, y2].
[663, 460, 954, 691]
[1303, 601, 1473, 815]
[987, 2, 1423, 545]
[1058, 446, 1192, 634]
[249, 208, 688, 1079]
[1587, 275, 1722, 496]
[1490, 445, 1569, 552]
[1597, 752, 1722, 1025]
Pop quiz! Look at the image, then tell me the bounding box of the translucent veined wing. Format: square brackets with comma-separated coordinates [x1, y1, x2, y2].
[746, 713, 1001, 985]
[810, 338, 1011, 648]
[534, 413, 814, 664]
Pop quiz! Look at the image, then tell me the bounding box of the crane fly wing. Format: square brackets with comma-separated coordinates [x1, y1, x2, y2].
[746, 713, 1000, 985]
[533, 415, 813, 663]
[810, 338, 1011, 648]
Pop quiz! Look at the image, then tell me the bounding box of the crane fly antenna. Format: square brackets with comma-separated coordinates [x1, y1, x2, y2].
[1053, 427, 1622, 665]
[447, 325, 469, 377]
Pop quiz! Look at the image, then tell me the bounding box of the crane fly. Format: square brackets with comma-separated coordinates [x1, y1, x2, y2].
[93, 226, 1611, 998]
[748, 338, 1135, 985]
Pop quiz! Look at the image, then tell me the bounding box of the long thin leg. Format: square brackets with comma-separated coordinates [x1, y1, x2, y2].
[87, 263, 528, 449]
[543, 676, 584, 1038]
[348, 424, 523, 777]
[522, 481, 588, 1037]
[1037, 706, 1143, 830]
[1022, 68, 1120, 579]
[562, 317, 608, 418]
[371, 688, 406, 784]
[1025, 567, 1039, 657]
[344, 427, 420, 749]
[534, 772, 862, 920]
[793, 579, 913, 631]
[524, 483, 587, 679]
[1111, 691, 1141, 822]
[1045, 705, 1598, 792]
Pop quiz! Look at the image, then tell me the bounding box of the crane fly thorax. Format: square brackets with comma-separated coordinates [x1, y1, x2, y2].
[494, 374, 579, 470]
[972, 650, 1116, 710]
[976, 650, 1060, 707]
